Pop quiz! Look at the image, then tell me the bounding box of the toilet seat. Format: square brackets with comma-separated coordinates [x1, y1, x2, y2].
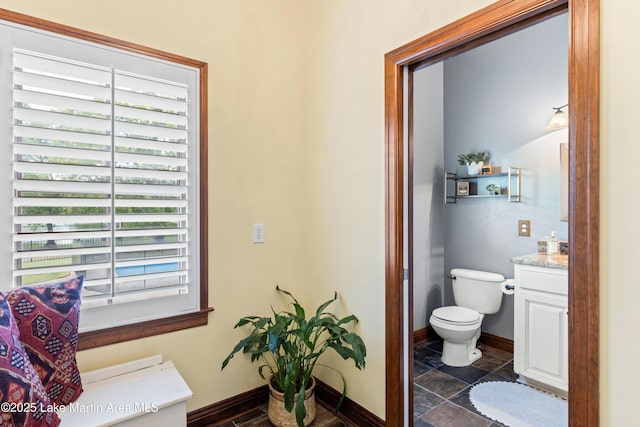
[432, 306, 480, 325]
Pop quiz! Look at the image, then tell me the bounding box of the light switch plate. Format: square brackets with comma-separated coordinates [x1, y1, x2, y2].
[253, 224, 265, 243]
[518, 220, 531, 237]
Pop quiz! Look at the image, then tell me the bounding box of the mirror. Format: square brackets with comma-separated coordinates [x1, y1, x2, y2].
[561, 142, 568, 221]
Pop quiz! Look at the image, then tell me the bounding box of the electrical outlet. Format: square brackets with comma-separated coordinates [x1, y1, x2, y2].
[518, 220, 531, 237]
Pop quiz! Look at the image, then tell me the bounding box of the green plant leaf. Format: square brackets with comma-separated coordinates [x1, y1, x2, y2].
[258, 364, 270, 380]
[234, 315, 262, 328]
[276, 285, 301, 306]
[327, 341, 356, 361]
[343, 333, 367, 369]
[222, 286, 367, 422]
[457, 151, 489, 165]
[295, 382, 307, 427]
[283, 362, 297, 411]
[324, 322, 346, 337]
[315, 291, 338, 317]
[254, 316, 272, 330]
[333, 371, 348, 414]
[221, 335, 254, 370]
[292, 301, 305, 319]
[268, 330, 281, 353]
[336, 314, 359, 326]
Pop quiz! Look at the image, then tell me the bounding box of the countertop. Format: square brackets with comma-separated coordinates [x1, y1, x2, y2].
[510, 253, 569, 270]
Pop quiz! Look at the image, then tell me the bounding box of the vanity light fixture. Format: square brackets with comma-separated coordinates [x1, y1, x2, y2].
[546, 103, 569, 130]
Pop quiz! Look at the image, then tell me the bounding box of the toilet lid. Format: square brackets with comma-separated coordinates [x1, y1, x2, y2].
[432, 306, 480, 325]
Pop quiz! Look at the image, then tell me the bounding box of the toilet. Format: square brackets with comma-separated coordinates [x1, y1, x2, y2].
[429, 268, 508, 367]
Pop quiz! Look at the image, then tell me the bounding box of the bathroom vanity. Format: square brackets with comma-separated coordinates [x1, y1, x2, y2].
[511, 253, 568, 397]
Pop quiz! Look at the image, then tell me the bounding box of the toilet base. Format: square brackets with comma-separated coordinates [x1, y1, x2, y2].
[439, 327, 483, 367]
[441, 341, 482, 367]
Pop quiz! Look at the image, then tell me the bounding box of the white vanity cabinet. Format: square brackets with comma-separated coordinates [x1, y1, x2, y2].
[513, 263, 568, 396]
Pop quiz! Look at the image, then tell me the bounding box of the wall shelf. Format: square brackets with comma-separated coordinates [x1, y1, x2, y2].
[444, 166, 521, 204]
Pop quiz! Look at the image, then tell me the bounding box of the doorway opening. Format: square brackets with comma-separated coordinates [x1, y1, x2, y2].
[410, 12, 569, 425]
[384, 1, 599, 426]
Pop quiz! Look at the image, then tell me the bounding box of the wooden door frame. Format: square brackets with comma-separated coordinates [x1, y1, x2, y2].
[384, 0, 599, 426]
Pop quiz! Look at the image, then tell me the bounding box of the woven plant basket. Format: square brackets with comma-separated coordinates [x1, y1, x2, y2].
[267, 376, 317, 427]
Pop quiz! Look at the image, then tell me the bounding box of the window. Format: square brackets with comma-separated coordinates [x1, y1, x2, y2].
[0, 11, 209, 348]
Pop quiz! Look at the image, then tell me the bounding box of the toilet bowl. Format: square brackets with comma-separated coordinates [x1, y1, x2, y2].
[430, 306, 484, 366]
[429, 268, 509, 367]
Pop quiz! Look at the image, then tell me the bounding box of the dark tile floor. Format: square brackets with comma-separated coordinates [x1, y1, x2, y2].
[207, 403, 350, 427]
[413, 338, 518, 427]
[208, 338, 530, 427]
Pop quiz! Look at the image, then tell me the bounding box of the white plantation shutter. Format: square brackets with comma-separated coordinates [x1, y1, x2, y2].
[4, 29, 202, 333]
[111, 70, 190, 307]
[12, 50, 114, 298]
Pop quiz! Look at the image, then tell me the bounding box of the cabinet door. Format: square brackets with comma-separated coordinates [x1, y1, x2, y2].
[515, 289, 568, 391]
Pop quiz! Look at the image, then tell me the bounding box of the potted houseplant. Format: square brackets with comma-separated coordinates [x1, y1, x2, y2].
[222, 286, 367, 427]
[457, 151, 489, 175]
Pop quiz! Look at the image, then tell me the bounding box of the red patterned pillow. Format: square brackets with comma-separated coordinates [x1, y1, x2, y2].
[0, 293, 60, 426]
[6, 277, 83, 406]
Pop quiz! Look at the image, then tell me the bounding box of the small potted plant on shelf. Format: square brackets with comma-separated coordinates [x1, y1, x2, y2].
[457, 151, 489, 175]
[486, 183, 501, 195]
[222, 286, 367, 427]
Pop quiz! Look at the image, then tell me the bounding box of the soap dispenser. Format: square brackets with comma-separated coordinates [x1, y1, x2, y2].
[547, 231, 559, 255]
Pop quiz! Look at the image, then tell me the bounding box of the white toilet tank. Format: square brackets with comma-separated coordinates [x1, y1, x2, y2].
[451, 268, 505, 314]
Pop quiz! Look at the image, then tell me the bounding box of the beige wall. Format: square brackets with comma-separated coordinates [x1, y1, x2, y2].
[601, 1, 640, 425]
[301, 0, 497, 418]
[1, 0, 637, 425]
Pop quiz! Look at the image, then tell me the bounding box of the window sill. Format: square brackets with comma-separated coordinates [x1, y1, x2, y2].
[77, 307, 214, 350]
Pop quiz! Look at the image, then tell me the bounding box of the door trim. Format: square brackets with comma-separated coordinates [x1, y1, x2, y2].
[384, 0, 599, 425]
